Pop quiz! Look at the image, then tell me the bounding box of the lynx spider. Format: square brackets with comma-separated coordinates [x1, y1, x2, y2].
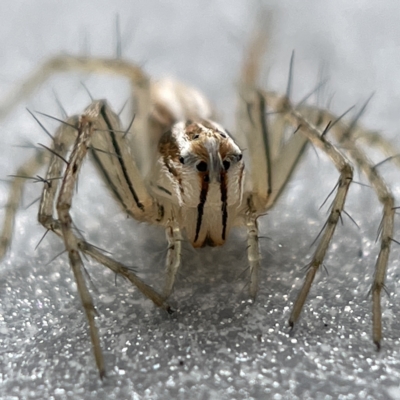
[0, 27, 398, 378]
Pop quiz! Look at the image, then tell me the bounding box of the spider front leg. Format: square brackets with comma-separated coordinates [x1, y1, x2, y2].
[237, 87, 308, 299]
[243, 88, 354, 325]
[0, 150, 52, 259]
[235, 27, 353, 310]
[52, 103, 107, 377]
[284, 100, 397, 347]
[38, 100, 169, 377]
[246, 214, 261, 299]
[273, 98, 354, 328]
[316, 105, 396, 348]
[321, 109, 395, 348]
[163, 221, 183, 299]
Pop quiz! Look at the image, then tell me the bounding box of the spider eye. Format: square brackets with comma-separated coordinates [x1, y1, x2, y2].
[237, 154, 243, 162]
[179, 156, 185, 164]
[196, 161, 208, 172]
[223, 160, 230, 171]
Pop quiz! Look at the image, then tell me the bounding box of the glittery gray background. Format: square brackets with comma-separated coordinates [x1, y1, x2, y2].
[1, 1, 400, 399]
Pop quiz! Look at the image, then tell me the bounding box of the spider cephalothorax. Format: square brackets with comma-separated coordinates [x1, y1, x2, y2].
[154, 120, 244, 247]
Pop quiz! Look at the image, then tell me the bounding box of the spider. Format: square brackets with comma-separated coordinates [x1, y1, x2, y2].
[0, 27, 397, 379]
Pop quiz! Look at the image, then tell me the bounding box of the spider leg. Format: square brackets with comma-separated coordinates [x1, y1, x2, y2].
[162, 221, 183, 299]
[347, 146, 395, 349]
[297, 102, 400, 168]
[354, 129, 400, 169]
[263, 93, 354, 328]
[0, 56, 153, 172]
[36, 100, 169, 377]
[236, 24, 271, 209]
[237, 88, 308, 298]
[246, 215, 261, 299]
[293, 102, 397, 347]
[265, 125, 308, 209]
[235, 86, 269, 298]
[0, 56, 213, 177]
[43, 102, 106, 377]
[0, 57, 148, 121]
[327, 111, 395, 348]
[0, 150, 51, 258]
[235, 22, 309, 298]
[88, 100, 156, 221]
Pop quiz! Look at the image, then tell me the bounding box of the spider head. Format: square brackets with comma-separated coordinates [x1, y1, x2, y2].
[176, 120, 243, 183]
[156, 120, 245, 247]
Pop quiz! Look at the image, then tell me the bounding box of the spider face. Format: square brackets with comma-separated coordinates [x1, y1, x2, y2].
[155, 120, 244, 247]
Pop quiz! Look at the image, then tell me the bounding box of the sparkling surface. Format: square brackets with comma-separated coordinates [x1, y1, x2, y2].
[1, 1, 400, 399]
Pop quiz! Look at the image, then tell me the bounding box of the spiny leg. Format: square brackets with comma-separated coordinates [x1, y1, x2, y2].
[235, 89, 269, 297]
[37, 101, 168, 377]
[33, 102, 167, 304]
[0, 56, 154, 172]
[236, 27, 357, 319]
[246, 215, 261, 299]
[0, 56, 149, 121]
[38, 117, 78, 231]
[0, 56, 150, 258]
[245, 114, 308, 299]
[0, 55, 213, 177]
[242, 115, 308, 297]
[162, 221, 183, 299]
[235, 31, 274, 293]
[329, 113, 395, 349]
[354, 129, 400, 169]
[263, 92, 354, 327]
[234, 21, 309, 298]
[0, 149, 49, 259]
[289, 114, 353, 327]
[54, 103, 106, 377]
[295, 102, 400, 169]
[80, 241, 170, 311]
[290, 100, 397, 346]
[351, 152, 395, 349]
[237, 87, 308, 297]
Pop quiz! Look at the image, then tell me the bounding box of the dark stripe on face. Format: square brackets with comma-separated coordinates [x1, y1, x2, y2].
[220, 171, 228, 240]
[194, 174, 209, 243]
[100, 105, 144, 211]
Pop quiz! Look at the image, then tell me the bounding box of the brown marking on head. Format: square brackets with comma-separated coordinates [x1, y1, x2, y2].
[158, 129, 180, 160]
[184, 121, 233, 163]
[218, 139, 234, 160]
[189, 140, 212, 161]
[185, 122, 205, 140]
